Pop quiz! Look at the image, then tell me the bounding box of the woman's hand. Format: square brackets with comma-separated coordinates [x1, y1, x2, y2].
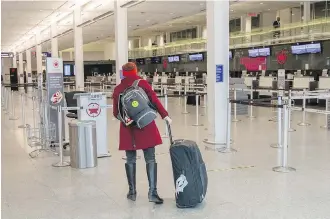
[164, 116, 172, 124]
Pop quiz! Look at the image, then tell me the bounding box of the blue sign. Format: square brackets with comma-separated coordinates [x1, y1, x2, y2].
[216, 65, 223, 83]
[42, 52, 51, 57]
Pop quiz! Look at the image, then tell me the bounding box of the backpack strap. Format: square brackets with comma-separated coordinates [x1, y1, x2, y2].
[132, 79, 141, 88]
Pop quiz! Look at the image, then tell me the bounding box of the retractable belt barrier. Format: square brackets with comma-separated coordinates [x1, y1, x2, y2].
[230, 97, 296, 173]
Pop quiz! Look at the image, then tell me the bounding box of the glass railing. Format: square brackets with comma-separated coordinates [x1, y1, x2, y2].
[128, 18, 330, 59]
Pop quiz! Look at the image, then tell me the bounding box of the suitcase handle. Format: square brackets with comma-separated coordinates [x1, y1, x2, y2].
[165, 120, 173, 145]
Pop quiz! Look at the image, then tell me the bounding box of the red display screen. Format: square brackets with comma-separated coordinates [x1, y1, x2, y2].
[240, 57, 266, 71]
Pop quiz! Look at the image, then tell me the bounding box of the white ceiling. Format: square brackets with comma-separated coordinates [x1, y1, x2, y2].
[1, 0, 301, 53]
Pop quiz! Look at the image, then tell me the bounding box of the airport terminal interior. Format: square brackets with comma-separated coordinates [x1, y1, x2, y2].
[1, 0, 330, 218]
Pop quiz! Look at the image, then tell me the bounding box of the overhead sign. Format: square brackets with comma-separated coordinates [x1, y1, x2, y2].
[247, 13, 258, 17]
[1, 52, 14, 58]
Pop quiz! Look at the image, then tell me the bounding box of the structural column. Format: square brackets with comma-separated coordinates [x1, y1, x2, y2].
[157, 34, 164, 47]
[12, 50, 17, 68]
[114, 0, 128, 85]
[35, 33, 43, 79]
[241, 15, 252, 42]
[74, 5, 84, 90]
[303, 2, 311, 23]
[18, 51, 24, 89]
[26, 49, 32, 91]
[204, 0, 230, 147]
[51, 22, 59, 58]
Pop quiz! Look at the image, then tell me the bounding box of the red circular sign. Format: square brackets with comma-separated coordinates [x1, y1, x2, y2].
[53, 60, 59, 68]
[86, 103, 101, 117]
[276, 50, 288, 65]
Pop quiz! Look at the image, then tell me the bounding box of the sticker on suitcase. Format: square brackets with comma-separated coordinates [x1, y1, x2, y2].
[175, 174, 188, 197]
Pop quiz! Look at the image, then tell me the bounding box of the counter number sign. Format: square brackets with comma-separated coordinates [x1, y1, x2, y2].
[216, 65, 223, 83]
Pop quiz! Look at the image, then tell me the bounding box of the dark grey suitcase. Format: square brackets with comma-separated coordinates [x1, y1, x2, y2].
[166, 121, 208, 208]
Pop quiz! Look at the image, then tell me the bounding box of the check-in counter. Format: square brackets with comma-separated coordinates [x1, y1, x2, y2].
[293, 76, 314, 90]
[318, 77, 330, 107]
[318, 77, 330, 90]
[243, 76, 257, 87]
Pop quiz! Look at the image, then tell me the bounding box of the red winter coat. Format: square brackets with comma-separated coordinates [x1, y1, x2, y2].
[112, 75, 169, 151]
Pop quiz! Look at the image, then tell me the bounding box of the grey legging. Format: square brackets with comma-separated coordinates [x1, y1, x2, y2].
[126, 147, 156, 164]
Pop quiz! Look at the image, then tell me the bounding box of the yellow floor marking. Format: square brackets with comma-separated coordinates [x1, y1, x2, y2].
[208, 165, 255, 172]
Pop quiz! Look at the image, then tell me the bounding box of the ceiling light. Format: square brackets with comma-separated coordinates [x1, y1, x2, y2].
[39, 10, 43, 12]
[260, 2, 263, 4]
[231, 9, 234, 12]
[292, 14, 295, 16]
[268, 8, 271, 10]
[146, 19, 150, 22]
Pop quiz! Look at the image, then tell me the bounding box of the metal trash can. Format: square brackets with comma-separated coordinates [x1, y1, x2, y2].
[69, 120, 97, 169]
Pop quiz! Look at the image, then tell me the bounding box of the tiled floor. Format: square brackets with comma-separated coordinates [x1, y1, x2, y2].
[2, 91, 330, 219]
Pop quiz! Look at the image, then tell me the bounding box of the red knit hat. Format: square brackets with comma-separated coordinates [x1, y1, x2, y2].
[122, 62, 138, 77]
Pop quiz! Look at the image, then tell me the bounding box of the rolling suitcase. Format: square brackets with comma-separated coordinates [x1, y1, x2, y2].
[166, 121, 208, 208]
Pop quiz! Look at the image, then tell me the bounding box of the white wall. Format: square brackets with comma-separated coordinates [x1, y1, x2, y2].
[1, 58, 13, 83]
[260, 11, 277, 28]
[291, 8, 302, 23]
[202, 25, 207, 39]
[104, 42, 116, 60]
[278, 8, 292, 26]
[61, 51, 105, 61]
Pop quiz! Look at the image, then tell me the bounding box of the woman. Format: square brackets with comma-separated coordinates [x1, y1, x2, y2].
[112, 62, 172, 204]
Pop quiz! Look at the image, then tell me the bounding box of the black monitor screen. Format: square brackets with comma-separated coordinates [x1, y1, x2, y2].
[189, 53, 203, 61]
[248, 49, 259, 57]
[305, 43, 321, 53]
[168, 55, 180, 63]
[64, 65, 71, 76]
[136, 58, 145, 65]
[151, 57, 161, 64]
[291, 45, 307, 55]
[258, 47, 270, 56]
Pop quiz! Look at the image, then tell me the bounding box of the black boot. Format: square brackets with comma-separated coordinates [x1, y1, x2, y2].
[125, 163, 137, 201]
[146, 163, 164, 204]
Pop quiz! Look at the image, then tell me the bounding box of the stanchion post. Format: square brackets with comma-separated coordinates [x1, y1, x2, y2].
[297, 89, 310, 126]
[273, 104, 296, 173]
[32, 96, 37, 129]
[9, 91, 19, 120]
[52, 106, 70, 167]
[271, 95, 282, 148]
[320, 98, 329, 129]
[218, 99, 237, 153]
[4, 88, 10, 114]
[288, 90, 296, 132]
[18, 93, 27, 128]
[232, 89, 241, 122]
[162, 88, 169, 138]
[247, 87, 256, 118]
[182, 84, 189, 114]
[192, 94, 203, 126]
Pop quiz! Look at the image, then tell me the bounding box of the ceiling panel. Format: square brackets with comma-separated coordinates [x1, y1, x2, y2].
[1, 0, 302, 52]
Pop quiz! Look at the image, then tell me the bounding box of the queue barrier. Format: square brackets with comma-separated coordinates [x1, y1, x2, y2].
[230, 97, 296, 173]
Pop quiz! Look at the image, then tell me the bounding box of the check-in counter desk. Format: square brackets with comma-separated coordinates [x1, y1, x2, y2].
[257, 76, 275, 98]
[292, 76, 317, 105]
[244, 76, 257, 88]
[317, 77, 330, 107]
